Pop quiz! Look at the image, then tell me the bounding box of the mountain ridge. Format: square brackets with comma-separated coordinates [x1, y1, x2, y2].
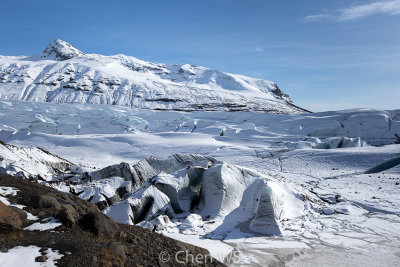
[0, 39, 308, 114]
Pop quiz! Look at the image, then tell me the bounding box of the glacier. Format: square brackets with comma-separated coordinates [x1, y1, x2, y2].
[1, 99, 399, 266]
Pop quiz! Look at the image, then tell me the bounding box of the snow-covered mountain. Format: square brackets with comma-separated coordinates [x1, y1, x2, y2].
[0, 39, 307, 114]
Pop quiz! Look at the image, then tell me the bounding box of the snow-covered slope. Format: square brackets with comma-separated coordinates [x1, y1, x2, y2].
[0, 39, 306, 114]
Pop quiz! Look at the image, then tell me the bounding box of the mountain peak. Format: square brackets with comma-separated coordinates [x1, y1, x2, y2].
[41, 39, 84, 60]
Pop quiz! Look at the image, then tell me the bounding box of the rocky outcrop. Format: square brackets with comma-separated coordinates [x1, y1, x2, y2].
[78, 212, 120, 238]
[0, 200, 22, 230]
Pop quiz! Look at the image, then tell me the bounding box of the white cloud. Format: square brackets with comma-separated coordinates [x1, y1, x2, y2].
[303, 14, 333, 21]
[254, 47, 263, 53]
[304, 0, 400, 22]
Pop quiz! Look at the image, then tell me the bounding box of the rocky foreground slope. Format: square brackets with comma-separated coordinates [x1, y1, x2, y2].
[0, 173, 224, 267]
[0, 39, 307, 114]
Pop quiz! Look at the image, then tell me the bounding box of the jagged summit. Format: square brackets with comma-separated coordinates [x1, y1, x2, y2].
[41, 39, 85, 60]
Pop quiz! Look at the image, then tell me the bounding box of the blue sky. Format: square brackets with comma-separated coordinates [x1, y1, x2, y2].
[1, 0, 399, 111]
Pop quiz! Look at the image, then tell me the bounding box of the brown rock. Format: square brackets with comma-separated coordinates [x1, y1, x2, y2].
[35, 255, 48, 262]
[30, 195, 61, 209]
[0, 201, 22, 230]
[95, 200, 108, 211]
[78, 212, 119, 238]
[9, 206, 27, 222]
[108, 242, 126, 261]
[55, 204, 78, 226]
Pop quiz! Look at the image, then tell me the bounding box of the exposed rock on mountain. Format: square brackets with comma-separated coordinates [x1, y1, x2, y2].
[40, 39, 85, 61]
